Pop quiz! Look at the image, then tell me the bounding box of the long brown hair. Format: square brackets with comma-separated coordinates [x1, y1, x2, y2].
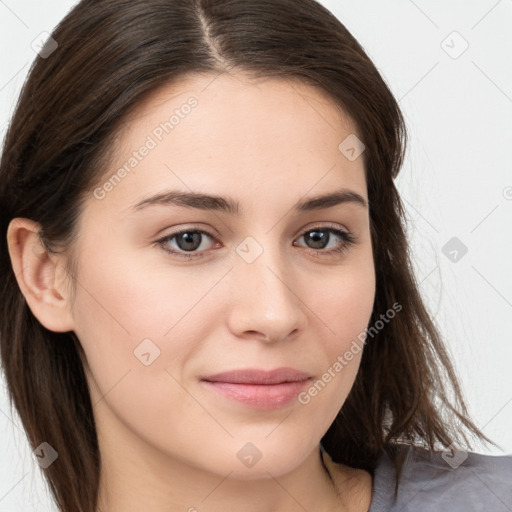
[0, 0, 497, 510]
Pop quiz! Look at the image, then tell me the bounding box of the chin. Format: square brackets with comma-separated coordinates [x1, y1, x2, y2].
[215, 441, 312, 480]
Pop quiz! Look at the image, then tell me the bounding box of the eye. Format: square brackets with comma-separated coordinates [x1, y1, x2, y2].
[156, 228, 219, 260]
[294, 226, 357, 258]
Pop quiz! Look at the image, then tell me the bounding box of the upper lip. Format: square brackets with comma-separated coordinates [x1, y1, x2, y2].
[201, 367, 311, 385]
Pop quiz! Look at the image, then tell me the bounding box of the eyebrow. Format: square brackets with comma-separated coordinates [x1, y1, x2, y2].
[131, 187, 368, 214]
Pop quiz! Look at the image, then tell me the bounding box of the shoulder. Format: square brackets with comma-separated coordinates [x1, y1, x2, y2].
[369, 444, 512, 512]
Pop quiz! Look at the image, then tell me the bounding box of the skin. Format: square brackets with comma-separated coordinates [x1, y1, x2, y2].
[7, 72, 375, 512]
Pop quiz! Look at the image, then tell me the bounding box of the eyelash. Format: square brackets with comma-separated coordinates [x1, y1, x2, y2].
[155, 225, 358, 261]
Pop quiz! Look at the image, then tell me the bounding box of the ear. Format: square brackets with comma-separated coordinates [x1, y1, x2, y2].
[6, 218, 75, 333]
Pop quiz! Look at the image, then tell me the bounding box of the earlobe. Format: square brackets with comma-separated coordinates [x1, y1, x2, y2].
[6, 218, 75, 333]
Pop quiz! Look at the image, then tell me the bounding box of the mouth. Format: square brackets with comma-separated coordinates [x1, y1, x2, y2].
[201, 367, 311, 385]
[200, 367, 312, 410]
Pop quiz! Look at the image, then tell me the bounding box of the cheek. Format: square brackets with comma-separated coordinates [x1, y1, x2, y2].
[69, 252, 216, 397]
[72, 248, 224, 344]
[313, 260, 376, 352]
[304, 261, 375, 408]
[71, 254, 221, 451]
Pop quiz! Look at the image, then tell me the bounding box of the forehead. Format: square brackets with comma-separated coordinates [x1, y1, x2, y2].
[124, 71, 354, 129]
[90, 72, 367, 217]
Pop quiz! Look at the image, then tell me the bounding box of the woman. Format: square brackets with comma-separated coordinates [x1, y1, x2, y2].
[0, 1, 510, 511]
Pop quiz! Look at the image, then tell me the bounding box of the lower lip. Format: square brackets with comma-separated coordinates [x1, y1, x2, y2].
[200, 379, 311, 410]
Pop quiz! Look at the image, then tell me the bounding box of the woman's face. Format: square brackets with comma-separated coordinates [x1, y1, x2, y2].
[68, 72, 375, 478]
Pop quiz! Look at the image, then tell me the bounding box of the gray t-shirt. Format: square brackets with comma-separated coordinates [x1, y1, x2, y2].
[368, 444, 512, 511]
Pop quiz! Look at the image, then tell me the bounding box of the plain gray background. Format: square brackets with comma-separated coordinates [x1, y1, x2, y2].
[1, 1, 511, 510]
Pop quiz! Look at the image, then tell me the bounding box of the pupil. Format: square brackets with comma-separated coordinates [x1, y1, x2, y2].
[306, 230, 328, 249]
[178, 232, 201, 251]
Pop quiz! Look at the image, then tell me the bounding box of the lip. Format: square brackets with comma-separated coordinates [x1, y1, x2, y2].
[201, 367, 311, 384]
[200, 367, 312, 410]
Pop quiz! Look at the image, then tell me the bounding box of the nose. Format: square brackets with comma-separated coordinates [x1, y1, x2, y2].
[226, 241, 308, 344]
